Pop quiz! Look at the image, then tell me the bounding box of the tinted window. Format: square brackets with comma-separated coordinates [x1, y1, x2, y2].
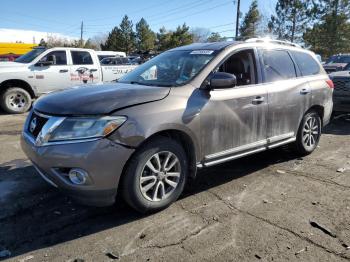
[39, 51, 67, 65]
[292, 51, 320, 76]
[71, 51, 93, 65]
[262, 49, 296, 82]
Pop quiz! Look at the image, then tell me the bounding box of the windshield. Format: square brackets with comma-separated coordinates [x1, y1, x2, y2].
[326, 55, 350, 64]
[15, 48, 46, 63]
[119, 50, 217, 87]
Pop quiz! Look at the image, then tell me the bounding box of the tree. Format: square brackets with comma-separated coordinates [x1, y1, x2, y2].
[156, 24, 193, 51]
[101, 15, 136, 54]
[170, 24, 193, 48]
[191, 27, 211, 42]
[84, 39, 98, 50]
[156, 27, 172, 51]
[136, 18, 156, 52]
[239, 0, 261, 40]
[268, 0, 312, 43]
[303, 0, 350, 58]
[207, 32, 223, 42]
[39, 38, 47, 47]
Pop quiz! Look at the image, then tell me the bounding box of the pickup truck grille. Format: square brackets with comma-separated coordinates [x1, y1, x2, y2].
[333, 78, 350, 92]
[27, 112, 48, 139]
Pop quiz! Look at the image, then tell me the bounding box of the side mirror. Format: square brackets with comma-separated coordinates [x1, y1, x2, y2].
[209, 72, 237, 89]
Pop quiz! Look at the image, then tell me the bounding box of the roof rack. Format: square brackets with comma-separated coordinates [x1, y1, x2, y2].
[245, 38, 301, 48]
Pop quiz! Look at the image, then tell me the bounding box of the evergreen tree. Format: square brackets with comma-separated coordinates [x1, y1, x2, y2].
[39, 38, 47, 47]
[170, 24, 193, 48]
[268, 0, 311, 43]
[136, 18, 156, 52]
[239, 0, 261, 39]
[303, 0, 350, 58]
[101, 15, 136, 54]
[207, 32, 223, 42]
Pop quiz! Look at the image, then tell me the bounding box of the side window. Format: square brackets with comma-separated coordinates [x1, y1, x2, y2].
[261, 49, 296, 82]
[217, 49, 257, 86]
[71, 51, 93, 65]
[39, 51, 67, 65]
[291, 51, 321, 76]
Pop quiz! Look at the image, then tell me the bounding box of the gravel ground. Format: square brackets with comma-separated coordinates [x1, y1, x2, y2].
[0, 112, 349, 262]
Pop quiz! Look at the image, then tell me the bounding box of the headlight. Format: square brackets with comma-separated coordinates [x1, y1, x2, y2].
[48, 116, 127, 142]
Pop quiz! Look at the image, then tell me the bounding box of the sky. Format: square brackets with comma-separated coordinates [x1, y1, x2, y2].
[0, 0, 277, 43]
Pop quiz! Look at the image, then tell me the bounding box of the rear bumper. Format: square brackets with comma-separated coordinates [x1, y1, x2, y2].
[21, 133, 134, 207]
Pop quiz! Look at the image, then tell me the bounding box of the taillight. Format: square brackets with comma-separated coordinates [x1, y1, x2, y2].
[326, 79, 334, 89]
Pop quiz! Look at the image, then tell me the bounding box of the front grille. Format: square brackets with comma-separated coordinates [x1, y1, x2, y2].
[27, 112, 49, 138]
[333, 77, 350, 92]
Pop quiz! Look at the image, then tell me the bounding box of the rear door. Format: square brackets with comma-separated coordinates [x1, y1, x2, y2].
[69, 50, 101, 86]
[259, 48, 311, 143]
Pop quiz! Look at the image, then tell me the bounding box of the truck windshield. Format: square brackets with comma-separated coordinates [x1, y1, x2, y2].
[15, 48, 46, 63]
[119, 50, 217, 87]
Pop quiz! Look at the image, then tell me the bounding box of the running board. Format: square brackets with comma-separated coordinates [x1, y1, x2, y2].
[198, 137, 296, 168]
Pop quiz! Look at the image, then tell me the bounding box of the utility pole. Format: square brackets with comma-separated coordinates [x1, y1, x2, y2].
[80, 21, 84, 47]
[235, 0, 241, 40]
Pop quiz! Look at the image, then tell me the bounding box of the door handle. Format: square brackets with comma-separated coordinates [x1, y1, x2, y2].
[252, 96, 265, 104]
[300, 88, 310, 95]
[90, 69, 98, 72]
[59, 69, 68, 73]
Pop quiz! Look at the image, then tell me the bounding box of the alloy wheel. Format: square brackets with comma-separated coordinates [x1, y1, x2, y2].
[140, 151, 181, 202]
[302, 116, 320, 150]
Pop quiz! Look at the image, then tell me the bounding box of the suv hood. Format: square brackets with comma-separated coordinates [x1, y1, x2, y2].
[34, 83, 171, 115]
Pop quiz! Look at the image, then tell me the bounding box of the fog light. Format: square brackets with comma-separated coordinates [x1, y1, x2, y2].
[68, 168, 88, 185]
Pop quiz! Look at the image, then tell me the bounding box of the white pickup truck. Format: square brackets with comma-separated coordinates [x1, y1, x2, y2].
[0, 47, 138, 113]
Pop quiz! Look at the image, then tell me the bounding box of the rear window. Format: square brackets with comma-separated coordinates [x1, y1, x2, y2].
[261, 49, 296, 82]
[71, 51, 93, 65]
[291, 51, 320, 76]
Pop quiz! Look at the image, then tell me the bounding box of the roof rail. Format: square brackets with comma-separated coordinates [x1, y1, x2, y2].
[245, 38, 301, 48]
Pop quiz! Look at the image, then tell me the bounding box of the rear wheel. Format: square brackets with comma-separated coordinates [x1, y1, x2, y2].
[293, 111, 322, 156]
[0, 87, 32, 114]
[122, 137, 188, 213]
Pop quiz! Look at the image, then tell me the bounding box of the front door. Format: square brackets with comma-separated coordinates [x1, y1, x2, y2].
[31, 50, 71, 93]
[200, 49, 268, 160]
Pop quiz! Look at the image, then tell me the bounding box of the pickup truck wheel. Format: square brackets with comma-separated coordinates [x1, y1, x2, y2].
[293, 111, 322, 156]
[0, 87, 32, 114]
[122, 137, 188, 213]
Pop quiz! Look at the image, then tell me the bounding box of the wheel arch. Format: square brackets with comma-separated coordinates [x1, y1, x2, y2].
[306, 105, 324, 124]
[0, 79, 36, 98]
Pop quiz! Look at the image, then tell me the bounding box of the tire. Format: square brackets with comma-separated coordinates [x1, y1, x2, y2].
[0, 87, 32, 114]
[122, 137, 188, 213]
[293, 111, 322, 156]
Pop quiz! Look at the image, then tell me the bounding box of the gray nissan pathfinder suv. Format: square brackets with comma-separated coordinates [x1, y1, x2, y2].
[21, 39, 333, 213]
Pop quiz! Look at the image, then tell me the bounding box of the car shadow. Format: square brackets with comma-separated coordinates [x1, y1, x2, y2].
[323, 113, 350, 135]
[0, 146, 299, 260]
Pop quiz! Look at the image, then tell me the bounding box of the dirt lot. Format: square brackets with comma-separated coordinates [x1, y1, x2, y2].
[0, 112, 350, 262]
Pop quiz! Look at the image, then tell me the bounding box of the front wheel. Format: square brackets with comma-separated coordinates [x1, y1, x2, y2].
[121, 137, 188, 213]
[0, 87, 32, 114]
[293, 111, 322, 156]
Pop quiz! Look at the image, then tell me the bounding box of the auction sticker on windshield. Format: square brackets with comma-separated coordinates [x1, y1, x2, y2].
[190, 50, 214, 55]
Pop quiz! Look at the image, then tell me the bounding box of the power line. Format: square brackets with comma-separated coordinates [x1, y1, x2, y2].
[150, 0, 234, 27]
[84, 0, 215, 28]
